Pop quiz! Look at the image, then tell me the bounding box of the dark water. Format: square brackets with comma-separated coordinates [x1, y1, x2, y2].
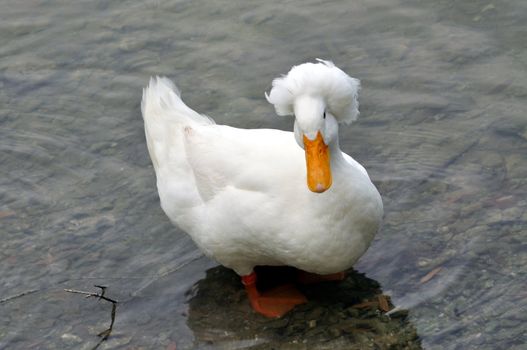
[1, 0, 526, 349]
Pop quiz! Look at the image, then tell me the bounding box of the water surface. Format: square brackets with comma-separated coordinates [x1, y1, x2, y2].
[1, 0, 526, 349]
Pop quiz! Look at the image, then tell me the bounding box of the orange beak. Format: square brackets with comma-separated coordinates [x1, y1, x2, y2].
[303, 131, 332, 193]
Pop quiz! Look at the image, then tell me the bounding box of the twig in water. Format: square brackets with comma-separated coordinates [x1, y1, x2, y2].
[65, 285, 118, 348]
[0, 289, 39, 304]
[419, 267, 443, 284]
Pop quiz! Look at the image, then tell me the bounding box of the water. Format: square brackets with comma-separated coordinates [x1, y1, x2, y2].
[1, 0, 526, 348]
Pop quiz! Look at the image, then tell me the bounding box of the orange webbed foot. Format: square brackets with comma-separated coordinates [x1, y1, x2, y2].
[242, 272, 307, 318]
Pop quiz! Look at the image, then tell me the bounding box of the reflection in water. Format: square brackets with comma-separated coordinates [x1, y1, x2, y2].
[188, 266, 422, 349]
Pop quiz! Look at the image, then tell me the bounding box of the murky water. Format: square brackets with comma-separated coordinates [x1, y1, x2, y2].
[1, 0, 526, 349]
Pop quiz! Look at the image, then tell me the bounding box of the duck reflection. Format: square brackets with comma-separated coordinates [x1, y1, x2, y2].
[187, 265, 422, 349]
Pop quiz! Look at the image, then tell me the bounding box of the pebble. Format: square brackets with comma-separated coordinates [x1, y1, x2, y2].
[135, 312, 152, 326]
[502, 207, 522, 221]
[61, 333, 82, 344]
[346, 307, 360, 318]
[486, 209, 503, 224]
[306, 306, 325, 320]
[417, 258, 432, 267]
[265, 318, 288, 329]
[328, 327, 341, 337]
[480, 152, 503, 168]
[505, 154, 526, 179]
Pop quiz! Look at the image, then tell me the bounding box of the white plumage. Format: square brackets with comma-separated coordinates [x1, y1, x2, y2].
[141, 60, 383, 277]
[266, 59, 361, 124]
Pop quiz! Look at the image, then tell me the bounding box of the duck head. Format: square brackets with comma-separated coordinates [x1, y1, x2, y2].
[266, 59, 361, 193]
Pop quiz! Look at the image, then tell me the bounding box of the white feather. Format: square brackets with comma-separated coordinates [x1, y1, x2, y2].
[265, 59, 360, 124]
[141, 62, 382, 276]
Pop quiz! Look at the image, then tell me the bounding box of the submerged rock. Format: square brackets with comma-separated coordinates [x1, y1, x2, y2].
[187, 266, 422, 349]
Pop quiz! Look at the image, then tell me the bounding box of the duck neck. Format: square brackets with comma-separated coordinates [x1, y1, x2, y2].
[329, 138, 345, 166]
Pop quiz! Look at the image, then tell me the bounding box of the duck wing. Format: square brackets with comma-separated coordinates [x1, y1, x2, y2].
[183, 124, 303, 202]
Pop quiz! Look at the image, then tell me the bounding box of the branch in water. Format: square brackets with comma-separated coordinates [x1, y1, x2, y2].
[0, 289, 39, 304]
[64, 285, 118, 348]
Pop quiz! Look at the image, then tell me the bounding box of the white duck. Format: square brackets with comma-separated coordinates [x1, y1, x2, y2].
[142, 60, 383, 317]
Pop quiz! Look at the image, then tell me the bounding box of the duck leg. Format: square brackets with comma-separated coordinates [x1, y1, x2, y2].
[241, 272, 307, 318]
[296, 270, 347, 284]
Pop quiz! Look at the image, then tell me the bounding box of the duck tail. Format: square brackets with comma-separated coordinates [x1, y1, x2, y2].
[141, 77, 214, 169]
[141, 76, 215, 126]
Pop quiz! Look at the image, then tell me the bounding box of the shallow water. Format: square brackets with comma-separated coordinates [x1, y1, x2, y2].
[1, 0, 526, 349]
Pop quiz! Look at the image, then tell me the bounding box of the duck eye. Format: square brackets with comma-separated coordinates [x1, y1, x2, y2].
[323, 111, 326, 119]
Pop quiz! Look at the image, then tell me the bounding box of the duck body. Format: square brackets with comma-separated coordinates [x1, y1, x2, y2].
[142, 60, 383, 316]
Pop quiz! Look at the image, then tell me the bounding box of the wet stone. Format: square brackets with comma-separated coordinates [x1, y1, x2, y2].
[292, 311, 306, 320]
[135, 312, 152, 326]
[61, 333, 82, 345]
[265, 318, 289, 329]
[99, 335, 132, 349]
[502, 207, 522, 221]
[346, 306, 360, 318]
[328, 327, 342, 338]
[388, 308, 409, 319]
[306, 306, 325, 320]
[480, 151, 503, 168]
[505, 154, 527, 179]
[187, 266, 422, 349]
